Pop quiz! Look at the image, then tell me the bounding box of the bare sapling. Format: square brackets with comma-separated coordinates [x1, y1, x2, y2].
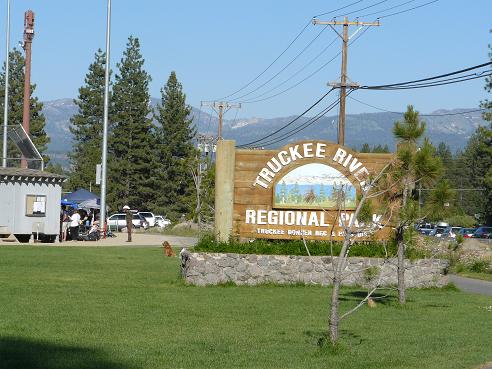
[327, 161, 396, 345]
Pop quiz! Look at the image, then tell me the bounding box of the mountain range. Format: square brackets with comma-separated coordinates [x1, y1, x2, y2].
[42, 98, 487, 165]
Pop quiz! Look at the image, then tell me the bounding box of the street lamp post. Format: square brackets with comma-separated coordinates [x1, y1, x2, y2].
[2, 0, 11, 168]
[100, 0, 111, 236]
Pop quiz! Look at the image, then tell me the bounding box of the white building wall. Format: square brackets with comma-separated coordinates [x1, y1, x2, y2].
[0, 181, 62, 236]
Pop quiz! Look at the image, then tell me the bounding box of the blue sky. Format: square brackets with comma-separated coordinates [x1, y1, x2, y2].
[0, 0, 490, 119]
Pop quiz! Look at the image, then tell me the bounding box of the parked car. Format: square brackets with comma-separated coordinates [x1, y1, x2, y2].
[416, 222, 435, 235]
[450, 227, 462, 239]
[458, 228, 476, 238]
[429, 222, 449, 237]
[472, 226, 492, 239]
[155, 215, 172, 228]
[107, 213, 149, 231]
[138, 212, 156, 227]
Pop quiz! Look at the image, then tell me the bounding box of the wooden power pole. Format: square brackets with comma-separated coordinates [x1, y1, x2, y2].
[201, 101, 241, 140]
[313, 17, 380, 146]
[21, 10, 35, 168]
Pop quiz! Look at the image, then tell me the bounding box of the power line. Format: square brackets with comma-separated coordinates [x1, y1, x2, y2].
[348, 95, 489, 116]
[240, 25, 373, 104]
[314, 0, 365, 18]
[230, 25, 329, 102]
[333, 0, 390, 17]
[249, 95, 345, 148]
[216, 19, 312, 100]
[359, 62, 492, 89]
[377, 0, 439, 19]
[365, 73, 492, 90]
[239, 36, 339, 103]
[237, 89, 334, 147]
[358, 0, 418, 18]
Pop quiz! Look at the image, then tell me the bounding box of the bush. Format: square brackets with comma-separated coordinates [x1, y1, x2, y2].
[469, 260, 491, 274]
[194, 234, 430, 258]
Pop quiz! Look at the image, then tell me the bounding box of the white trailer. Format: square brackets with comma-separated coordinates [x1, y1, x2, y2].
[0, 168, 65, 242]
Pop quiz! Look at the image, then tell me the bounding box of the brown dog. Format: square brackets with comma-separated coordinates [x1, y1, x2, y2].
[162, 241, 176, 257]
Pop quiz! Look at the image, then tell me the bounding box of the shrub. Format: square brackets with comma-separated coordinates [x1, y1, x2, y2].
[469, 260, 491, 274]
[194, 234, 431, 258]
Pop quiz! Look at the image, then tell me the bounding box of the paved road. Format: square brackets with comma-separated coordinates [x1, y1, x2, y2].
[0, 233, 198, 248]
[449, 275, 492, 297]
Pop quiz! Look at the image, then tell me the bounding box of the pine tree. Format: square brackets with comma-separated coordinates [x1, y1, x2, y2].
[0, 49, 49, 165]
[435, 142, 454, 180]
[153, 71, 196, 220]
[481, 29, 492, 122]
[108, 36, 155, 210]
[391, 106, 442, 304]
[476, 30, 492, 224]
[458, 127, 492, 223]
[68, 49, 108, 191]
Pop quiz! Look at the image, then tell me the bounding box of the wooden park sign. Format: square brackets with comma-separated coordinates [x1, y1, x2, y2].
[214, 140, 393, 242]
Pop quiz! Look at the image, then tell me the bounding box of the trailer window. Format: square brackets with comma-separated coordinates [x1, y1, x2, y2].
[26, 195, 46, 217]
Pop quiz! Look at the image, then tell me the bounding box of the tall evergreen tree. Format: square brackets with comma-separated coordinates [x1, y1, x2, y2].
[481, 29, 492, 122]
[458, 127, 492, 223]
[435, 142, 454, 180]
[68, 49, 108, 191]
[0, 49, 49, 165]
[391, 106, 442, 304]
[477, 30, 492, 224]
[153, 71, 196, 220]
[108, 36, 155, 210]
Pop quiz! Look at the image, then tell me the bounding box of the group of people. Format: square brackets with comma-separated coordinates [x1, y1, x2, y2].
[60, 206, 101, 242]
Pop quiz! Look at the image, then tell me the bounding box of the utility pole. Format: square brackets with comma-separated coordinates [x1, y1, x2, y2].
[21, 10, 34, 168]
[201, 101, 241, 140]
[100, 0, 112, 238]
[313, 17, 380, 146]
[2, 0, 11, 168]
[193, 134, 217, 226]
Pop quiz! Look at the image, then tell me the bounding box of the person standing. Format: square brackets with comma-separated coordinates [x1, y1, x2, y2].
[69, 210, 81, 241]
[123, 205, 132, 242]
[61, 208, 70, 242]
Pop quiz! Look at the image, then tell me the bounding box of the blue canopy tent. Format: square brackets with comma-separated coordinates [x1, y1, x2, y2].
[62, 188, 100, 204]
[61, 199, 78, 208]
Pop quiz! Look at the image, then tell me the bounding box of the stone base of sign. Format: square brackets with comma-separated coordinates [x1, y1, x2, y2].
[180, 251, 449, 287]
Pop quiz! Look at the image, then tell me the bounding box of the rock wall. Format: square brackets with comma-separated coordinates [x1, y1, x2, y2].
[180, 251, 449, 287]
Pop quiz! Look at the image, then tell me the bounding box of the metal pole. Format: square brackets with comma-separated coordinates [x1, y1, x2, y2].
[100, 0, 111, 237]
[2, 0, 11, 168]
[21, 10, 34, 168]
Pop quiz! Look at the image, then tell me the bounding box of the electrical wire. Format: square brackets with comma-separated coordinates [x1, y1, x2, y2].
[377, 0, 439, 19]
[237, 89, 335, 147]
[238, 36, 339, 103]
[240, 25, 372, 104]
[365, 73, 492, 90]
[358, 0, 417, 18]
[229, 25, 329, 102]
[216, 19, 312, 100]
[348, 95, 489, 116]
[333, 0, 390, 18]
[359, 62, 492, 89]
[314, 0, 365, 18]
[250, 94, 345, 148]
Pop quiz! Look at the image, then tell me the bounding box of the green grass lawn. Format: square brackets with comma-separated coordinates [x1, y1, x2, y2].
[0, 246, 491, 369]
[457, 272, 492, 282]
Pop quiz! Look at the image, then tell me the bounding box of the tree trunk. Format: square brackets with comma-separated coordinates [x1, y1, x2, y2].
[397, 229, 406, 304]
[397, 181, 408, 305]
[329, 276, 341, 344]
